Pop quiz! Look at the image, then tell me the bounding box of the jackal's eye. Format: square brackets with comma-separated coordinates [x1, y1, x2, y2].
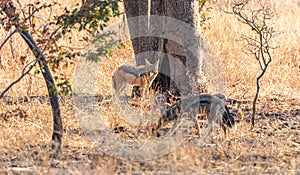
[149, 72, 154, 76]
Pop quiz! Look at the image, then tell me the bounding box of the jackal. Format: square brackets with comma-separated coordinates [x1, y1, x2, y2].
[157, 94, 237, 136]
[112, 59, 159, 97]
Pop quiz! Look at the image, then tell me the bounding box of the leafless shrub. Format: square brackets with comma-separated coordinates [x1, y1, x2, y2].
[228, 0, 281, 127]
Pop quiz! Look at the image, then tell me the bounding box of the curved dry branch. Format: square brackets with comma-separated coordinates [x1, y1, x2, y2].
[18, 30, 63, 158]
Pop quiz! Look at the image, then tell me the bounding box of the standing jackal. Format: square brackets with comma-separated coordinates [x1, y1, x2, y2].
[112, 59, 159, 97]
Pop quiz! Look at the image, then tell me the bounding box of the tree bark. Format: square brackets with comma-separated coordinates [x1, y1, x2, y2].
[123, 0, 208, 96]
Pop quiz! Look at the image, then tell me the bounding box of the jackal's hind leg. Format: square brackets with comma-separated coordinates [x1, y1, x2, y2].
[131, 86, 141, 98]
[195, 118, 201, 136]
[221, 124, 227, 138]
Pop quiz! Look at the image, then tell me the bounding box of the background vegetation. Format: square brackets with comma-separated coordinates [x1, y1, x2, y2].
[0, 0, 299, 174]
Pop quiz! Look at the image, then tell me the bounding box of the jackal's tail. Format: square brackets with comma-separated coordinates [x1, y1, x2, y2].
[222, 105, 237, 133]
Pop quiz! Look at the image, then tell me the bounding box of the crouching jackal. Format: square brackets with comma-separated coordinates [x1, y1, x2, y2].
[112, 59, 159, 97]
[157, 94, 237, 136]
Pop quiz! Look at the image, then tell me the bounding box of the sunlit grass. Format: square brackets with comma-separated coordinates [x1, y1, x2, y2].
[0, 0, 299, 174]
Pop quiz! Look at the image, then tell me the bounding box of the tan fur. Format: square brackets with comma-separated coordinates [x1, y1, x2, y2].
[112, 59, 159, 97]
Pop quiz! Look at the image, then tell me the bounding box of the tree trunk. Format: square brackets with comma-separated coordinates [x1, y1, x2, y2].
[123, 0, 208, 96]
[20, 31, 63, 158]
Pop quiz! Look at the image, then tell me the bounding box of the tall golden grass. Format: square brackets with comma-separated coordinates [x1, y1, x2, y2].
[0, 0, 299, 174]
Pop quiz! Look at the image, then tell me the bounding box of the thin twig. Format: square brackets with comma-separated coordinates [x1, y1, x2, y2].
[0, 61, 37, 98]
[9, 29, 16, 59]
[16, 0, 26, 20]
[42, 26, 63, 53]
[0, 28, 18, 50]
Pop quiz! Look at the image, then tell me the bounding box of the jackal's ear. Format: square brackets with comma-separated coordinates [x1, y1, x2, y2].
[145, 59, 159, 71]
[145, 59, 151, 66]
[154, 58, 159, 66]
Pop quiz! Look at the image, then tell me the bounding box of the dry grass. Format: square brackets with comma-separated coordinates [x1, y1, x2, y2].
[0, 0, 299, 174]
